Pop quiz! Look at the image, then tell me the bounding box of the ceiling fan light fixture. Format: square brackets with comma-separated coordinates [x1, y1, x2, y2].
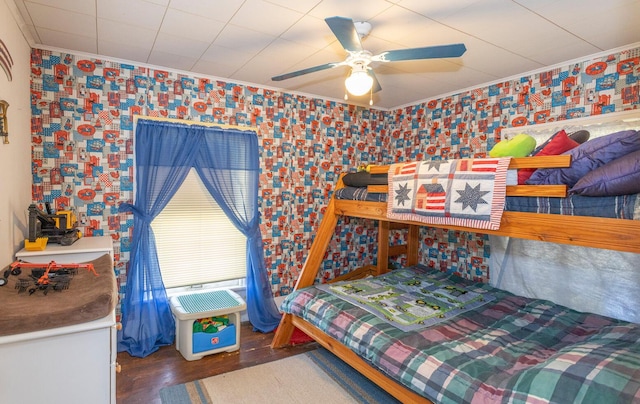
[271, 16, 467, 103]
[345, 66, 373, 96]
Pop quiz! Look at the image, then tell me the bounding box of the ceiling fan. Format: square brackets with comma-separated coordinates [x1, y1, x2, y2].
[271, 16, 467, 104]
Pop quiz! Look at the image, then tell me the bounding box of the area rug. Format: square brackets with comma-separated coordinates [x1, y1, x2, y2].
[159, 348, 400, 403]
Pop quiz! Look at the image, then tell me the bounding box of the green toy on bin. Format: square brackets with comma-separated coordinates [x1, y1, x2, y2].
[193, 316, 229, 334]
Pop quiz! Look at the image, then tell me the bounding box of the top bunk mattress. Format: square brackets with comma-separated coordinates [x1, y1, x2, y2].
[281, 265, 640, 403]
[504, 193, 640, 218]
[334, 187, 640, 220]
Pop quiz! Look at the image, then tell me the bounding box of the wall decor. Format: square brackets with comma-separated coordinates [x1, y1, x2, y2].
[0, 100, 8, 144]
[0, 39, 13, 81]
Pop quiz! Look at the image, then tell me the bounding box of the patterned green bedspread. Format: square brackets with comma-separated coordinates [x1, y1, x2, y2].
[282, 265, 640, 403]
[316, 268, 495, 331]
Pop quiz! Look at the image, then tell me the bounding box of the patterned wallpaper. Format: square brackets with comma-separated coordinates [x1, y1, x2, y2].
[29, 45, 639, 315]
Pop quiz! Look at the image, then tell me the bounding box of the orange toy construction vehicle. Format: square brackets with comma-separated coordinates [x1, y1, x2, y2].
[0, 260, 97, 294]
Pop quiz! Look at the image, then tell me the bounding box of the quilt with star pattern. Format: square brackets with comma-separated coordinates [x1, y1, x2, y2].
[387, 158, 511, 230]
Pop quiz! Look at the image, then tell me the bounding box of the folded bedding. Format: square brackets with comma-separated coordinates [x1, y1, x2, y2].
[342, 171, 388, 187]
[281, 265, 640, 403]
[335, 186, 388, 202]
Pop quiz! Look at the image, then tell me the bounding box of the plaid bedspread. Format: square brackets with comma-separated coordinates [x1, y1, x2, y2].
[281, 266, 640, 403]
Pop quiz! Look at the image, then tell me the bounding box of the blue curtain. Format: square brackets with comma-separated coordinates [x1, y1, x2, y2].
[118, 120, 280, 357]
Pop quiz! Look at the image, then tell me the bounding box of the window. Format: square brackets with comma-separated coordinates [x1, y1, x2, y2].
[152, 168, 246, 289]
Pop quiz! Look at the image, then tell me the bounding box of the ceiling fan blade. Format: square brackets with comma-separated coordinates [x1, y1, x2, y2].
[373, 43, 467, 62]
[368, 69, 382, 93]
[271, 62, 341, 81]
[325, 16, 363, 53]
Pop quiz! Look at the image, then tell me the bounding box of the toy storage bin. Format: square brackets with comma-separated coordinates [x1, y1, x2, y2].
[169, 289, 246, 361]
[192, 317, 236, 354]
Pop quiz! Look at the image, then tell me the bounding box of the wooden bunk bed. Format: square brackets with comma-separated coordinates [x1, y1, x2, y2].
[271, 154, 640, 403]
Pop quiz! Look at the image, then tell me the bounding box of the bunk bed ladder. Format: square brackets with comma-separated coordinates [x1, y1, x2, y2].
[271, 195, 339, 348]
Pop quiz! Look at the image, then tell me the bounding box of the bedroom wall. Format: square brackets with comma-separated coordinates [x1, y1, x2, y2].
[0, 0, 33, 266]
[25, 40, 639, 317]
[28, 48, 386, 317]
[382, 43, 640, 281]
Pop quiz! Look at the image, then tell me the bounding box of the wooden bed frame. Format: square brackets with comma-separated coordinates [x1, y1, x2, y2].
[271, 155, 640, 403]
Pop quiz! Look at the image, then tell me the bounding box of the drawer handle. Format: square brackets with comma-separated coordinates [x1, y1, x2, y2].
[115, 362, 122, 373]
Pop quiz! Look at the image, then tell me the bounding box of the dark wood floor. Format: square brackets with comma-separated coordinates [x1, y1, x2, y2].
[116, 322, 317, 404]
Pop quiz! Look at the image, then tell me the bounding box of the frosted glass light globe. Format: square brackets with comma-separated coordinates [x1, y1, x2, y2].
[345, 69, 373, 96]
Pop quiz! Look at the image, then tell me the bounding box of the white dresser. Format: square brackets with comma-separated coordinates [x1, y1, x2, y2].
[0, 236, 118, 404]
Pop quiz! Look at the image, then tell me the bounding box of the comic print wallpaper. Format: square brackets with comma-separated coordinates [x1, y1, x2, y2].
[29, 45, 639, 317]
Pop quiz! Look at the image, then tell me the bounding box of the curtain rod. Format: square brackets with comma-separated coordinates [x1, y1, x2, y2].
[133, 114, 254, 131]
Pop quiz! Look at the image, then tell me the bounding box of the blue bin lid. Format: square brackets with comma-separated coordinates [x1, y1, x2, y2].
[177, 290, 242, 314]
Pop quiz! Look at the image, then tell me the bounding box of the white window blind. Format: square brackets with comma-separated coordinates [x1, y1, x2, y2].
[152, 168, 247, 289]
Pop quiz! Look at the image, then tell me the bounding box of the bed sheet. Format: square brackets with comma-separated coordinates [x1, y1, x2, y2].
[281, 265, 640, 403]
[504, 193, 640, 219]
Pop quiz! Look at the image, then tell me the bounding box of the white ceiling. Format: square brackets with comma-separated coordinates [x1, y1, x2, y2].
[10, 0, 640, 109]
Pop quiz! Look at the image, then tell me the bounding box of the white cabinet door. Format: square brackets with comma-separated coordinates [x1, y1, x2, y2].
[0, 325, 112, 404]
